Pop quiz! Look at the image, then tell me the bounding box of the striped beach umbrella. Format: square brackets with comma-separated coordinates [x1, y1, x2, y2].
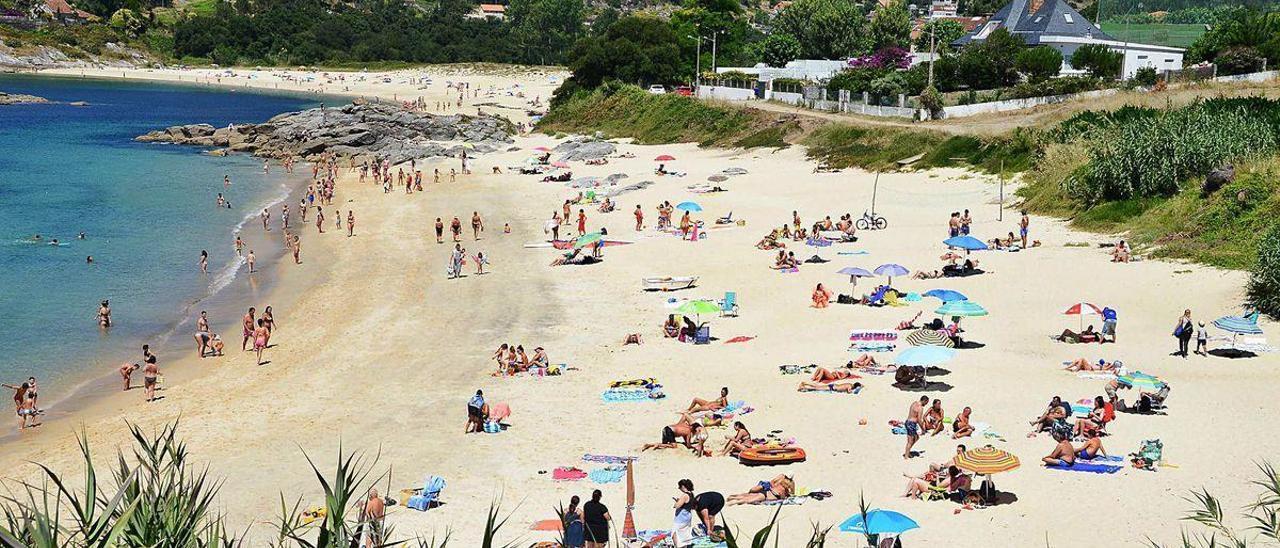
[906, 329, 954, 347]
[935, 300, 988, 317]
[1117, 371, 1166, 390]
[1213, 313, 1264, 335]
[954, 445, 1021, 475]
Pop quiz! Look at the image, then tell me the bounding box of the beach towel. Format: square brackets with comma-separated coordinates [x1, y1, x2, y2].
[1048, 458, 1123, 474]
[758, 497, 806, 506]
[779, 364, 818, 375]
[780, 267, 799, 274]
[582, 454, 636, 464]
[552, 467, 587, 481]
[406, 475, 446, 511]
[850, 342, 896, 352]
[611, 378, 659, 388]
[603, 388, 664, 402]
[588, 466, 626, 484]
[530, 519, 563, 531]
[1077, 372, 1118, 380]
[724, 336, 755, 344]
[1071, 404, 1093, 416]
[837, 251, 870, 256]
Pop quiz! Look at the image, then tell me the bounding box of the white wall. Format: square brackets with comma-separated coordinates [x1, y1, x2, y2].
[696, 86, 757, 101]
[1122, 48, 1183, 79]
[937, 88, 1119, 119]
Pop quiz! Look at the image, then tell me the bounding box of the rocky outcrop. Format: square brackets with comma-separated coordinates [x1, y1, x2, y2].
[554, 138, 616, 161]
[0, 91, 49, 105]
[0, 41, 148, 69]
[137, 102, 515, 165]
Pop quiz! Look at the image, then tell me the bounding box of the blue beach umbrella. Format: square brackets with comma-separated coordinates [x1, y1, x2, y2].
[1213, 313, 1264, 335]
[675, 201, 702, 212]
[943, 235, 988, 251]
[837, 266, 874, 292]
[935, 300, 988, 317]
[839, 509, 920, 535]
[923, 289, 967, 302]
[874, 263, 909, 285]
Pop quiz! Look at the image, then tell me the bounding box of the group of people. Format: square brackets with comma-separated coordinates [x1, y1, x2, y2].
[490, 343, 549, 375]
[3, 377, 40, 429]
[240, 306, 276, 365]
[903, 396, 978, 459]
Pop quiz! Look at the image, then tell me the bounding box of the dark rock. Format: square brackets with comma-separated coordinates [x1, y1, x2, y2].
[1203, 165, 1235, 197]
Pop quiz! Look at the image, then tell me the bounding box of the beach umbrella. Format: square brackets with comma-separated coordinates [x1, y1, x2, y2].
[896, 344, 956, 366]
[874, 263, 909, 285]
[837, 266, 874, 293]
[838, 509, 919, 535]
[573, 232, 603, 249]
[675, 201, 702, 212]
[654, 154, 676, 161]
[1063, 302, 1103, 330]
[906, 329, 954, 347]
[943, 235, 988, 251]
[1117, 371, 1165, 390]
[923, 289, 967, 302]
[551, 161, 570, 168]
[1213, 313, 1264, 335]
[533, 146, 552, 152]
[935, 300, 988, 317]
[676, 299, 721, 323]
[708, 174, 729, 182]
[623, 459, 637, 538]
[955, 445, 1021, 475]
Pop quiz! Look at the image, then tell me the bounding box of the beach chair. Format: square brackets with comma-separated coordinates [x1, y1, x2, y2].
[884, 292, 907, 307]
[406, 475, 446, 511]
[719, 292, 740, 317]
[695, 325, 711, 345]
[716, 212, 734, 224]
[867, 286, 888, 307]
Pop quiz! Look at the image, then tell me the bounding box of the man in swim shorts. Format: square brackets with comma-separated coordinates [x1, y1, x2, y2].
[904, 395, 927, 459]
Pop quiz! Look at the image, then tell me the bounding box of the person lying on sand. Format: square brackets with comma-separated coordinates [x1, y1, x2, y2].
[903, 465, 970, 499]
[643, 413, 708, 457]
[913, 270, 943, 280]
[687, 387, 729, 413]
[797, 379, 863, 393]
[1055, 325, 1099, 344]
[720, 421, 754, 456]
[1063, 358, 1119, 372]
[898, 312, 923, 330]
[952, 406, 974, 439]
[811, 367, 861, 382]
[727, 474, 794, 505]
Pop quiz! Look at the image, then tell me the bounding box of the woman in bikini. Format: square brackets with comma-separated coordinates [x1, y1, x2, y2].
[797, 379, 863, 393]
[811, 367, 860, 382]
[719, 421, 754, 456]
[687, 387, 729, 413]
[663, 315, 681, 338]
[253, 318, 269, 365]
[811, 283, 833, 308]
[491, 344, 509, 374]
[727, 474, 794, 505]
[1063, 358, 1119, 372]
[531, 347, 549, 368]
[952, 406, 974, 438]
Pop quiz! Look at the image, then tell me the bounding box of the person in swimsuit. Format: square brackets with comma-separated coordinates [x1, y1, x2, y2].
[17, 389, 38, 429]
[720, 421, 754, 456]
[290, 233, 301, 264]
[315, 207, 325, 233]
[923, 399, 946, 436]
[234, 235, 245, 256]
[471, 212, 484, 240]
[904, 395, 927, 459]
[1076, 436, 1107, 460]
[1042, 431, 1077, 466]
[346, 211, 355, 237]
[450, 217, 462, 242]
[530, 347, 549, 368]
[247, 250, 256, 273]
[1019, 210, 1030, 249]
[241, 307, 256, 351]
[194, 310, 211, 357]
[143, 355, 159, 402]
[98, 300, 112, 328]
[435, 218, 444, 243]
[119, 362, 139, 391]
[200, 250, 208, 274]
[634, 205, 644, 231]
[253, 318, 269, 365]
[797, 379, 863, 393]
[671, 479, 698, 547]
[811, 367, 860, 382]
[687, 387, 729, 413]
[952, 406, 974, 438]
[577, 209, 587, 236]
[643, 413, 704, 455]
[3, 381, 28, 415]
[812, 283, 833, 308]
[727, 474, 794, 505]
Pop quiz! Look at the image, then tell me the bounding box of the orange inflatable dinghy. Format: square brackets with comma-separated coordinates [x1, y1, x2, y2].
[738, 446, 807, 466]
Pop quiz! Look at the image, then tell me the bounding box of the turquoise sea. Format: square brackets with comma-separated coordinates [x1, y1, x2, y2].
[0, 74, 321, 404]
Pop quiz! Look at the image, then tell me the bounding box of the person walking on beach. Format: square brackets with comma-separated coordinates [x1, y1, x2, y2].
[577, 209, 587, 237]
[247, 250, 256, 273]
[583, 489, 612, 548]
[904, 395, 927, 459]
[1020, 211, 1030, 249]
[300, 198, 308, 222]
[435, 218, 444, 244]
[1195, 321, 1209, 355]
[235, 235, 245, 257]
[97, 300, 112, 328]
[1174, 309, 1194, 358]
[315, 207, 325, 233]
[549, 212, 562, 241]
[472, 211, 484, 240]
[282, 204, 290, 230]
[261, 208, 271, 231]
[241, 307, 256, 351]
[253, 318, 269, 365]
[450, 217, 462, 242]
[347, 211, 355, 237]
[289, 233, 301, 264]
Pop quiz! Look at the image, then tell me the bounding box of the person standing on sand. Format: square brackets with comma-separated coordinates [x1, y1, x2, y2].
[261, 208, 271, 231]
[235, 235, 245, 257]
[195, 310, 211, 357]
[582, 489, 612, 548]
[290, 234, 301, 264]
[241, 307, 256, 351]
[98, 300, 112, 328]
[300, 198, 308, 222]
[119, 362, 138, 391]
[1174, 309, 1194, 358]
[451, 217, 462, 242]
[472, 211, 484, 240]
[200, 250, 208, 274]
[282, 204, 290, 230]
[253, 318, 269, 365]
[1020, 211, 1030, 249]
[143, 356, 159, 403]
[3, 381, 28, 415]
[904, 395, 927, 459]
[360, 488, 385, 548]
[549, 212, 562, 241]
[961, 209, 972, 235]
[435, 218, 444, 244]
[635, 205, 644, 231]
[316, 207, 325, 233]
[247, 250, 256, 273]
[347, 211, 355, 237]
[577, 209, 587, 237]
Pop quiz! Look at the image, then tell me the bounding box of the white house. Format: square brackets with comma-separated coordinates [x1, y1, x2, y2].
[954, 0, 1183, 79]
[714, 59, 850, 83]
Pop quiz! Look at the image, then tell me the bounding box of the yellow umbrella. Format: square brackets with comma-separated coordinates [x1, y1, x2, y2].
[954, 445, 1020, 475]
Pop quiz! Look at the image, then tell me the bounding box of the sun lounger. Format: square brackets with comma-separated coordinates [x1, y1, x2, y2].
[642, 276, 698, 291]
[406, 475, 446, 511]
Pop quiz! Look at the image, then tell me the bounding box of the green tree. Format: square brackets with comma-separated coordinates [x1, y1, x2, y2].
[1216, 46, 1267, 75]
[565, 15, 683, 88]
[1250, 224, 1280, 320]
[1015, 45, 1063, 82]
[1071, 44, 1124, 79]
[868, 0, 912, 51]
[756, 32, 802, 67]
[109, 8, 145, 37]
[507, 0, 585, 65]
[775, 0, 870, 60]
[957, 28, 1023, 89]
[914, 19, 967, 53]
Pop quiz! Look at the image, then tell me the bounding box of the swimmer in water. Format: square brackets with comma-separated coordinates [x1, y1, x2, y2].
[78, 231, 85, 239]
[50, 239, 59, 246]
[199, 250, 208, 274]
[98, 300, 111, 328]
[86, 256, 93, 264]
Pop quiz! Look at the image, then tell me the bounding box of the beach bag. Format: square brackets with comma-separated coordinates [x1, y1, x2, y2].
[1132, 439, 1163, 470]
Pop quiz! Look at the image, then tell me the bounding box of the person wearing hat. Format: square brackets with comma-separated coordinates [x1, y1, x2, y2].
[1195, 321, 1209, 355]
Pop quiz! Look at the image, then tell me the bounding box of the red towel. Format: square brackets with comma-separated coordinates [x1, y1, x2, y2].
[552, 467, 587, 481]
[725, 336, 756, 344]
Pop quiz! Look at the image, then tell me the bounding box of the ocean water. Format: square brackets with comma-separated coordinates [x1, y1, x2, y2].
[0, 74, 320, 400]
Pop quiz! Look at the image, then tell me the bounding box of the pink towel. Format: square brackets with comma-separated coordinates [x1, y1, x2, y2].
[553, 467, 587, 481]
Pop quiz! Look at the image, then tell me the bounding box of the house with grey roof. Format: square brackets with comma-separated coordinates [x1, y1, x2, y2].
[954, 0, 1183, 79]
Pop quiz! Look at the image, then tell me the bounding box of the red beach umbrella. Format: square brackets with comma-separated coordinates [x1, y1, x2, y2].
[654, 154, 676, 161]
[1063, 302, 1103, 330]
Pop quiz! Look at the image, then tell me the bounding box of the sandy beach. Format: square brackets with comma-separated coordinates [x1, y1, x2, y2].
[4, 65, 1278, 547]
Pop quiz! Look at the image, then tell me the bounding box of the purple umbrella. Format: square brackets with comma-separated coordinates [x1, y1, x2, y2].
[874, 263, 909, 286]
[837, 266, 874, 292]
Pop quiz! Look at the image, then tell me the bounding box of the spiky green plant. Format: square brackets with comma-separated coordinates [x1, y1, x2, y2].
[271, 445, 397, 548]
[1148, 462, 1280, 547]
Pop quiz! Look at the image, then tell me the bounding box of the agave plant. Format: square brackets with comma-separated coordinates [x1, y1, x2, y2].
[271, 445, 396, 548]
[1149, 461, 1280, 547]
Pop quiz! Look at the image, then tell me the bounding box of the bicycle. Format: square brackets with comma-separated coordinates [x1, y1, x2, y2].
[856, 210, 888, 231]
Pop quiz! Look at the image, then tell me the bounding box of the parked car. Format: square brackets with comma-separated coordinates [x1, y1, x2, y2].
[647, 85, 667, 94]
[674, 86, 694, 96]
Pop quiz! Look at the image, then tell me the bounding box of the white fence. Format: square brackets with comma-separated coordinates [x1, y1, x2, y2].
[1212, 70, 1279, 83]
[935, 89, 1120, 119]
[696, 85, 756, 101]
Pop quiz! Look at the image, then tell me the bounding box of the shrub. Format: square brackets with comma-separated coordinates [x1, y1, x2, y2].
[1008, 76, 1103, 99]
[1216, 46, 1267, 75]
[919, 85, 944, 119]
[956, 28, 1022, 89]
[1250, 224, 1280, 319]
[1071, 44, 1123, 80]
[826, 67, 886, 94]
[756, 32, 802, 68]
[868, 71, 909, 104]
[1014, 46, 1063, 83]
[1133, 66, 1160, 87]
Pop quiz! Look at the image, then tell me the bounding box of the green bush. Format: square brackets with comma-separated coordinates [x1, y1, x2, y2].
[1008, 76, 1103, 99]
[1071, 44, 1124, 79]
[1133, 66, 1160, 86]
[1014, 46, 1063, 82]
[1216, 46, 1267, 75]
[1250, 224, 1280, 319]
[826, 67, 886, 94]
[755, 31, 802, 68]
[868, 71, 909, 104]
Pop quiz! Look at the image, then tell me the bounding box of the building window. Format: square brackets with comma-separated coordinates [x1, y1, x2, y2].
[1063, 13, 1073, 23]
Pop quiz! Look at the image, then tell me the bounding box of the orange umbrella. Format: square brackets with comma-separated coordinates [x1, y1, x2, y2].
[623, 459, 637, 538]
[954, 445, 1020, 475]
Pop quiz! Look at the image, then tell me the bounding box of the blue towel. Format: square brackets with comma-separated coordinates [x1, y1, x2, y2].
[602, 388, 661, 402]
[589, 466, 626, 483]
[1071, 404, 1092, 415]
[1049, 460, 1123, 474]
